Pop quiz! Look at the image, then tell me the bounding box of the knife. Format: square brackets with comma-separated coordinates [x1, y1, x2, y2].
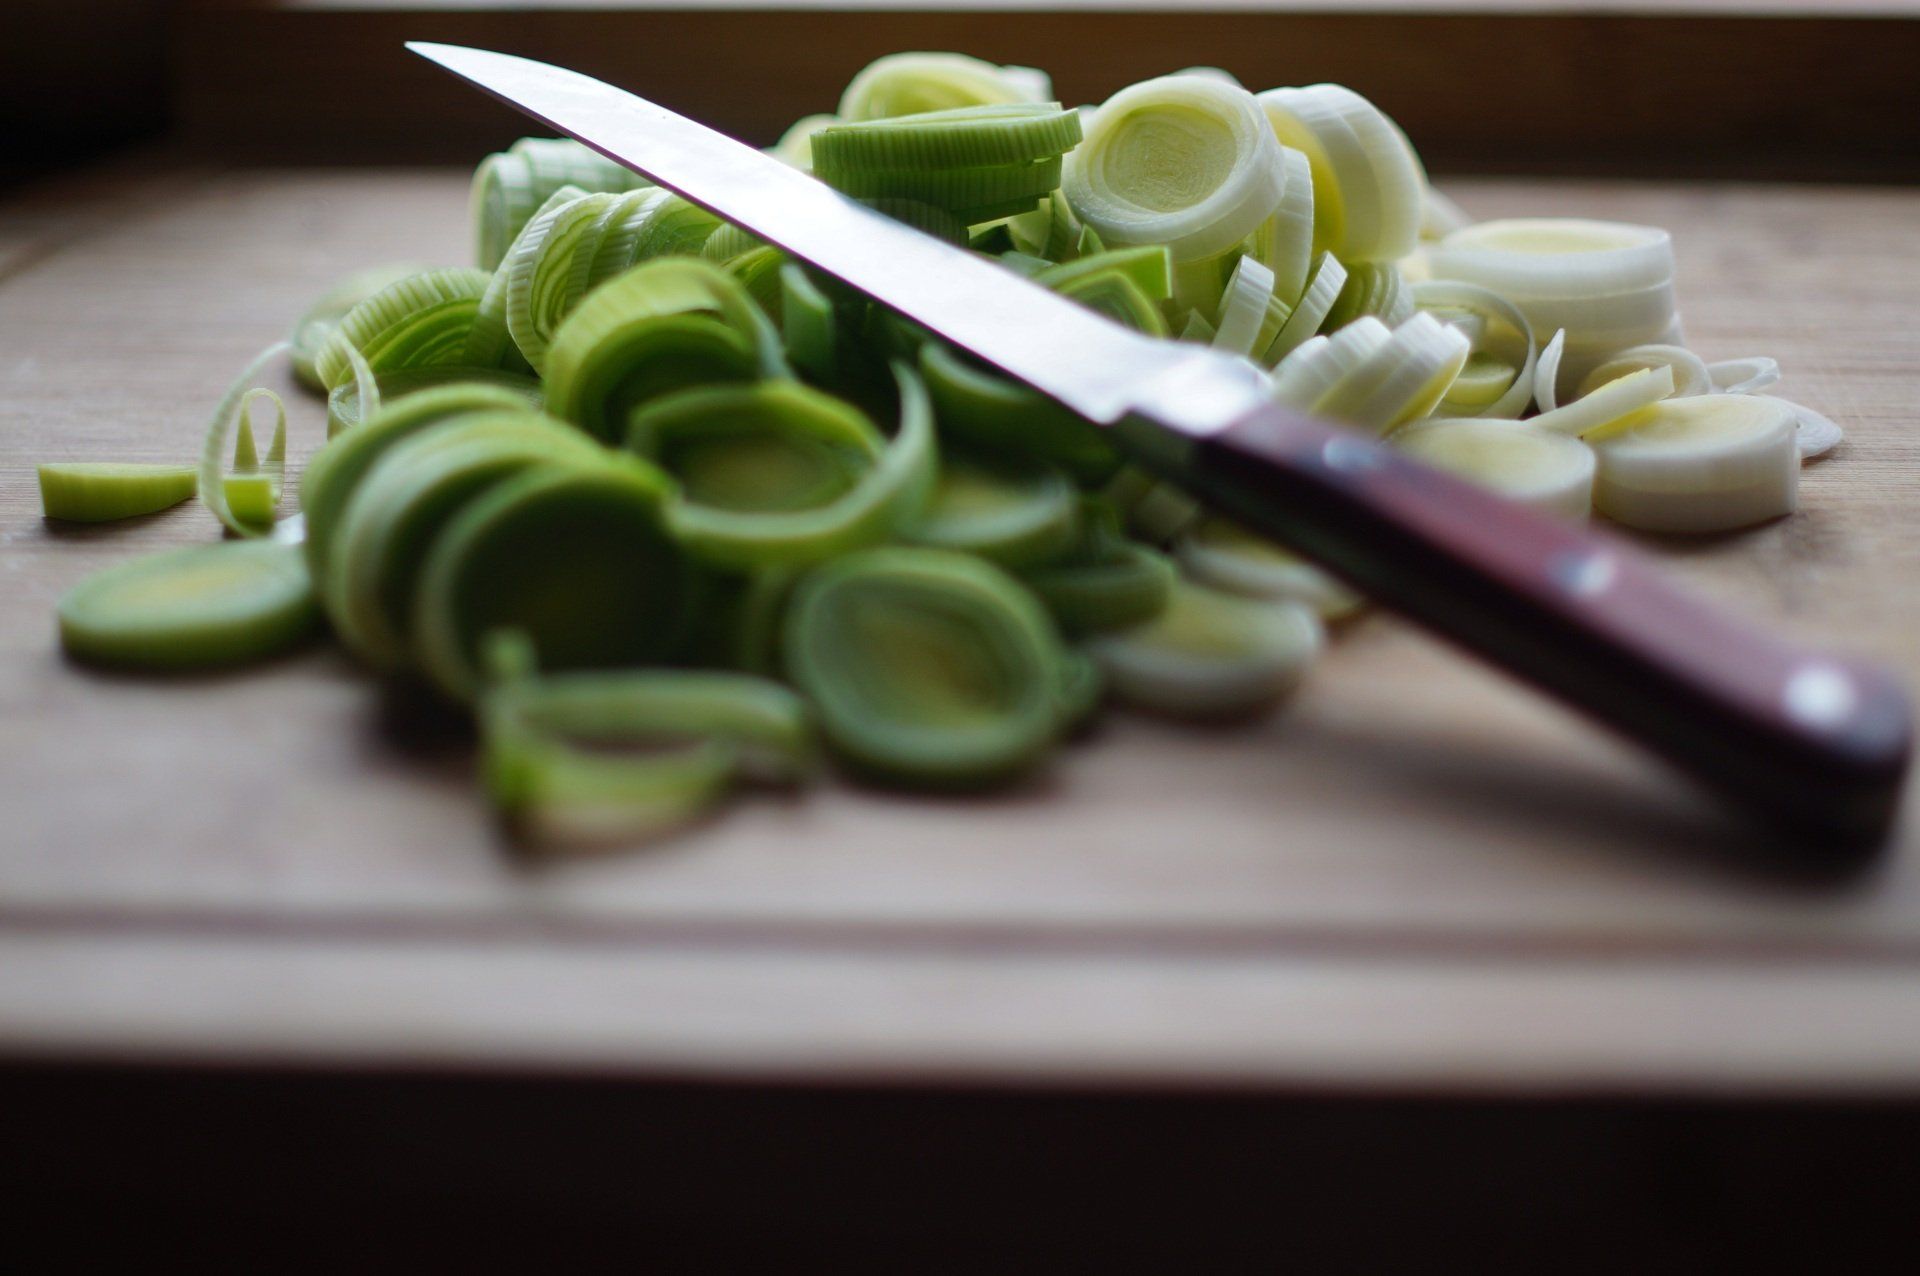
[409, 42, 1910, 854]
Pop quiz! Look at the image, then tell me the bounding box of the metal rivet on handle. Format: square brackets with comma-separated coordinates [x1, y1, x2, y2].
[1548, 549, 1617, 598]
[1321, 435, 1385, 475]
[1783, 664, 1859, 732]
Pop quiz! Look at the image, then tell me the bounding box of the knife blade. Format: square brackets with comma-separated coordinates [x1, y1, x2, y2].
[410, 42, 1911, 852]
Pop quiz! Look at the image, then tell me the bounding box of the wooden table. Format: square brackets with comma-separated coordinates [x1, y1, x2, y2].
[3, 161, 1920, 1256]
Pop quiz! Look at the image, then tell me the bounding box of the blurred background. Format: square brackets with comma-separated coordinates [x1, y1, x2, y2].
[7, 1, 1920, 184]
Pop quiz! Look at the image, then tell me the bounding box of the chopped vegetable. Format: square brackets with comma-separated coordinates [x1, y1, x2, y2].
[39, 463, 198, 523]
[58, 541, 318, 670]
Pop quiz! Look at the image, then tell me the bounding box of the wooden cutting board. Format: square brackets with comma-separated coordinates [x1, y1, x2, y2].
[3, 162, 1918, 1093]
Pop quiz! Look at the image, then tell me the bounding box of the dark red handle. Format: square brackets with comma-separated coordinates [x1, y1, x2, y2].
[1149, 401, 1911, 854]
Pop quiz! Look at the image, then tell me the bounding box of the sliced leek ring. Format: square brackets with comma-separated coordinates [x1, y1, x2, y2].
[1258, 84, 1425, 263]
[1086, 581, 1322, 719]
[902, 450, 1080, 569]
[1210, 254, 1283, 359]
[1578, 344, 1712, 399]
[813, 103, 1081, 172]
[471, 137, 647, 271]
[325, 366, 542, 437]
[544, 257, 788, 443]
[1174, 518, 1364, 620]
[1589, 395, 1799, 533]
[39, 463, 198, 524]
[1778, 398, 1844, 460]
[57, 540, 318, 671]
[781, 546, 1070, 786]
[313, 268, 495, 390]
[1021, 501, 1176, 636]
[1393, 419, 1597, 519]
[413, 456, 707, 702]
[300, 381, 546, 582]
[918, 343, 1119, 484]
[1246, 145, 1316, 304]
[1431, 218, 1675, 294]
[1263, 252, 1347, 363]
[1707, 356, 1782, 396]
[1270, 315, 1394, 411]
[838, 52, 1051, 122]
[288, 263, 429, 392]
[770, 114, 840, 170]
[1412, 279, 1539, 419]
[1064, 75, 1287, 264]
[1312, 312, 1470, 433]
[1530, 365, 1675, 439]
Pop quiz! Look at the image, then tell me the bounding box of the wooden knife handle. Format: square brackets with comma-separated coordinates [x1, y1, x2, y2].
[1154, 400, 1911, 854]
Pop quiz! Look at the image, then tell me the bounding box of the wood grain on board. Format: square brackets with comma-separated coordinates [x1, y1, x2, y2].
[2, 167, 1918, 1091]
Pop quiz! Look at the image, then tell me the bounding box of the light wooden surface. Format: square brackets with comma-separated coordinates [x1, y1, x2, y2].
[3, 166, 1919, 1094]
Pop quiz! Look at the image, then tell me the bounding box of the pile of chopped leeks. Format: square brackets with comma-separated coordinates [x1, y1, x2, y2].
[40, 52, 1841, 847]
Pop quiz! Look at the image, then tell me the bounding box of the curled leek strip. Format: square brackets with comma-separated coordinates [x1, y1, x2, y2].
[1021, 500, 1176, 636]
[325, 412, 607, 671]
[220, 388, 289, 531]
[781, 546, 1071, 786]
[57, 540, 318, 671]
[312, 268, 496, 390]
[471, 137, 648, 271]
[1032, 246, 1173, 302]
[902, 451, 1080, 569]
[198, 343, 290, 539]
[288, 263, 428, 393]
[326, 366, 542, 437]
[1707, 356, 1782, 396]
[770, 114, 840, 170]
[1174, 519, 1364, 621]
[1263, 252, 1348, 363]
[1579, 343, 1713, 399]
[630, 365, 936, 570]
[1530, 366, 1676, 440]
[1533, 329, 1568, 412]
[1085, 581, 1322, 719]
[1259, 84, 1426, 264]
[1588, 395, 1799, 533]
[300, 381, 548, 580]
[1393, 419, 1597, 520]
[38, 464, 198, 524]
[1411, 279, 1539, 419]
[482, 660, 816, 848]
[504, 189, 624, 373]
[918, 343, 1119, 484]
[1779, 400, 1843, 460]
[414, 456, 708, 702]
[1064, 75, 1287, 264]
[837, 52, 1051, 122]
[544, 257, 789, 443]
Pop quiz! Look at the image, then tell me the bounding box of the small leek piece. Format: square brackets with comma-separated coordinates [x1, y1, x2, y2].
[1085, 581, 1322, 718]
[413, 457, 709, 701]
[770, 114, 839, 170]
[197, 343, 291, 539]
[1321, 261, 1413, 333]
[627, 370, 935, 570]
[1708, 356, 1781, 396]
[1310, 311, 1470, 433]
[1175, 518, 1364, 620]
[901, 450, 1080, 569]
[1528, 365, 1675, 439]
[781, 546, 1071, 785]
[544, 258, 788, 442]
[57, 540, 318, 670]
[918, 343, 1119, 483]
[39, 464, 197, 524]
[481, 654, 814, 847]
[220, 388, 288, 531]
[1579, 343, 1713, 399]
[837, 52, 1051, 122]
[1258, 85, 1425, 263]
[288, 263, 428, 392]
[1588, 395, 1799, 533]
[1393, 419, 1597, 519]
[1412, 280, 1539, 419]
[471, 137, 648, 271]
[1064, 75, 1287, 264]
[1021, 501, 1176, 636]
[1264, 252, 1348, 363]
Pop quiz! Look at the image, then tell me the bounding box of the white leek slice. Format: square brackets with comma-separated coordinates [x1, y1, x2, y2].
[1211, 254, 1278, 358]
[1394, 419, 1597, 520]
[1430, 218, 1675, 294]
[1063, 75, 1287, 263]
[1175, 519, 1364, 620]
[1086, 582, 1322, 719]
[1529, 365, 1674, 439]
[1262, 252, 1347, 363]
[1589, 395, 1799, 533]
[1258, 84, 1425, 263]
[1776, 399, 1844, 460]
[1533, 329, 1567, 412]
[1269, 316, 1393, 412]
[1314, 312, 1470, 433]
[1579, 344, 1713, 399]
[838, 52, 1050, 121]
[1708, 356, 1782, 395]
[1411, 279, 1538, 419]
[1420, 187, 1474, 242]
[1246, 146, 1316, 304]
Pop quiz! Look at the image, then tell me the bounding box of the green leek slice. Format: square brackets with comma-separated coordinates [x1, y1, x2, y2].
[781, 546, 1069, 786]
[918, 343, 1119, 483]
[413, 457, 708, 702]
[902, 451, 1080, 568]
[288, 263, 428, 392]
[198, 343, 291, 539]
[312, 268, 496, 390]
[770, 114, 840, 170]
[471, 137, 648, 271]
[39, 464, 198, 524]
[1086, 581, 1322, 718]
[325, 412, 607, 670]
[325, 366, 543, 437]
[629, 365, 936, 570]
[544, 258, 788, 443]
[58, 540, 318, 671]
[820, 156, 1065, 211]
[1021, 501, 1176, 636]
[1322, 260, 1413, 332]
[779, 263, 839, 382]
[300, 381, 546, 581]
[1033, 246, 1173, 301]
[219, 389, 288, 531]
